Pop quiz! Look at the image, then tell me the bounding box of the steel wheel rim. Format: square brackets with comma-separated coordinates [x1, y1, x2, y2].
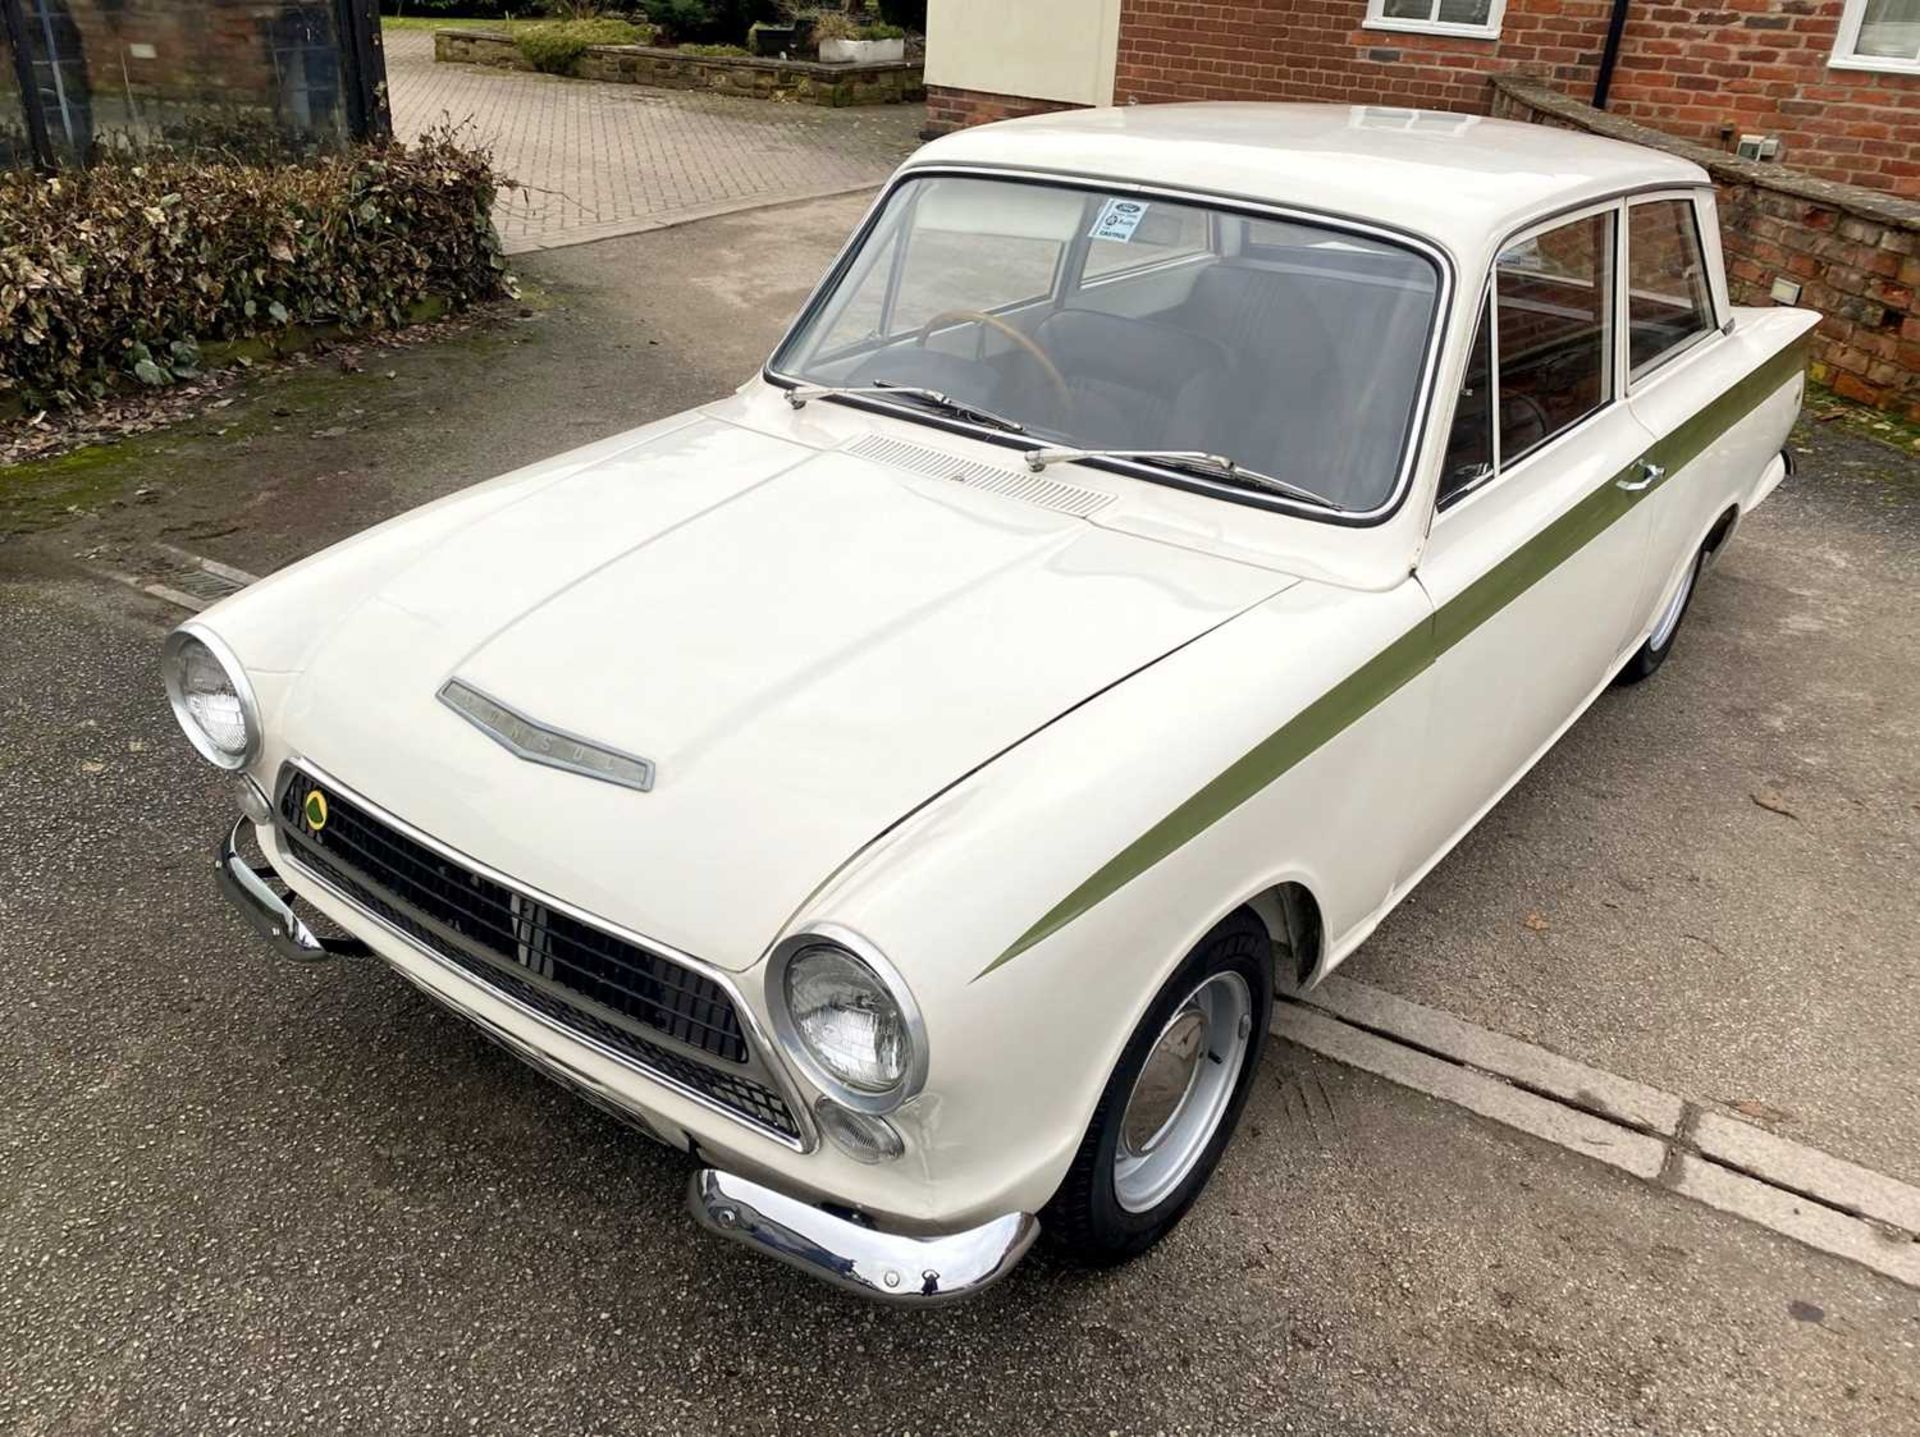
[1650, 558, 1697, 650]
[1113, 971, 1252, 1214]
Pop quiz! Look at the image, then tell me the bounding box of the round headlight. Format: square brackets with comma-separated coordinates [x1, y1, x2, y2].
[771, 932, 925, 1112]
[161, 627, 259, 771]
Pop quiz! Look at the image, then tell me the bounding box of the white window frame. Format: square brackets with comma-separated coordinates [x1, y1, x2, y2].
[1829, 0, 1920, 74]
[1435, 196, 1623, 515]
[1623, 190, 1725, 389]
[1363, 0, 1507, 41]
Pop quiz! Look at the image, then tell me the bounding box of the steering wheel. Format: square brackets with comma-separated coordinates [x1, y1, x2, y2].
[915, 309, 1072, 415]
[1500, 392, 1551, 458]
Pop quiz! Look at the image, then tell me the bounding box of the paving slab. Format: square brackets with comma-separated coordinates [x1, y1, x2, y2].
[1303, 975, 1687, 1136]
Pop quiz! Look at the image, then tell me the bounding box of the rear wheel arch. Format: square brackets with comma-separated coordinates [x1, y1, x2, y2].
[1703, 503, 1739, 560]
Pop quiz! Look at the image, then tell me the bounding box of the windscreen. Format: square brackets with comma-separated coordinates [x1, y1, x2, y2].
[773, 176, 1443, 514]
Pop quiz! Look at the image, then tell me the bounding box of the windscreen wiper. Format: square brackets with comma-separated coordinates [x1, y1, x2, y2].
[1024, 447, 1346, 513]
[782, 382, 1026, 434]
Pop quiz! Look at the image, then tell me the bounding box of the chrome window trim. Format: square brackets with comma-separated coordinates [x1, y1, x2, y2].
[763, 162, 1457, 529]
[764, 922, 930, 1116]
[273, 757, 818, 1153]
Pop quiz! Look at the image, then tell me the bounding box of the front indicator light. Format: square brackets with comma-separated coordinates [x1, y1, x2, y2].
[815, 1098, 905, 1164]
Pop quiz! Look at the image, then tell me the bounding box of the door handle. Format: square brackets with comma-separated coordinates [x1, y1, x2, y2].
[1618, 459, 1665, 493]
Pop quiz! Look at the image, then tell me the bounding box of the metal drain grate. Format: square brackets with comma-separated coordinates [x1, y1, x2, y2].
[847, 435, 1113, 518]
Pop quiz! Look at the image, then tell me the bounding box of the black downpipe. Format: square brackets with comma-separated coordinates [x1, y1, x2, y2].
[0, 0, 58, 171]
[1593, 0, 1632, 110]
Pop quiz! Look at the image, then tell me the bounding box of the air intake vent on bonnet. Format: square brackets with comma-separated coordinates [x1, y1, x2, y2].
[847, 435, 1113, 519]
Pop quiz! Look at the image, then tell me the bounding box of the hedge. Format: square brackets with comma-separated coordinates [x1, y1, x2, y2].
[515, 17, 646, 72]
[1, 132, 507, 410]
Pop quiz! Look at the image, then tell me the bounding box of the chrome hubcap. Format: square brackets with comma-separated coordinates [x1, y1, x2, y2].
[1650, 558, 1697, 650]
[1114, 972, 1253, 1213]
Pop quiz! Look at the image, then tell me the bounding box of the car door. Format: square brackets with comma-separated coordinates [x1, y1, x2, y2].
[1398, 201, 1656, 885]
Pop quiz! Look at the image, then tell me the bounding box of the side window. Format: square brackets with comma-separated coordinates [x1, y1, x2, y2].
[1494, 212, 1614, 465]
[1439, 295, 1494, 506]
[1083, 202, 1211, 281]
[1626, 198, 1717, 378]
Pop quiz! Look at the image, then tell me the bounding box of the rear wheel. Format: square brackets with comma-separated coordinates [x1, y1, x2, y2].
[1042, 911, 1272, 1264]
[1615, 545, 1705, 686]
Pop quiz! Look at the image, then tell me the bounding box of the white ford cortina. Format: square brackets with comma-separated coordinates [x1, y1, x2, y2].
[164, 104, 1817, 1302]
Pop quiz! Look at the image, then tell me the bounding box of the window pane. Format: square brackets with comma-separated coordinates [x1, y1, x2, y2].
[1084, 201, 1211, 280]
[1627, 200, 1715, 376]
[892, 230, 1062, 333]
[1854, 0, 1920, 59]
[1435, 0, 1493, 24]
[1379, 0, 1437, 19]
[1495, 213, 1613, 464]
[1440, 298, 1494, 505]
[773, 175, 1443, 513]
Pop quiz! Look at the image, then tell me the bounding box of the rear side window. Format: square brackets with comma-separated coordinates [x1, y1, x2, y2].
[1627, 198, 1717, 378]
[1494, 212, 1614, 466]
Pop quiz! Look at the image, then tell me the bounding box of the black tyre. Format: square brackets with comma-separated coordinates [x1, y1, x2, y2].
[1615, 545, 1705, 686]
[1042, 910, 1273, 1265]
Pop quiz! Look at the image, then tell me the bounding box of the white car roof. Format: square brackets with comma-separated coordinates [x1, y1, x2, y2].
[910, 103, 1709, 261]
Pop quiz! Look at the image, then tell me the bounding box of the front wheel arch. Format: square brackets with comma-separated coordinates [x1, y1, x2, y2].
[1247, 880, 1325, 991]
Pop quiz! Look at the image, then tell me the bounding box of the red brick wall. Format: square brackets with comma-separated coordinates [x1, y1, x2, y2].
[1603, 3, 1920, 196]
[923, 85, 1080, 136]
[1495, 78, 1920, 419]
[1114, 0, 1611, 113]
[1106, 0, 1919, 197]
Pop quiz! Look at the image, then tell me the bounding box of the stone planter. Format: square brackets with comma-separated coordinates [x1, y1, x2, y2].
[819, 36, 905, 64]
[748, 22, 795, 56]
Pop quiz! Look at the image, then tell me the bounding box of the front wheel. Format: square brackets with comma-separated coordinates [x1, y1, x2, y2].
[1042, 911, 1272, 1265]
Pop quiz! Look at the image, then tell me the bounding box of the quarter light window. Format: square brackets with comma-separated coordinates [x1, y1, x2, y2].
[1439, 296, 1495, 507]
[1494, 212, 1614, 466]
[1366, 0, 1505, 37]
[1626, 199, 1717, 378]
[1831, 0, 1920, 71]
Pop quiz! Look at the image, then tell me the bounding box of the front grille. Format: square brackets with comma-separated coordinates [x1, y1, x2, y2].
[275, 770, 800, 1142]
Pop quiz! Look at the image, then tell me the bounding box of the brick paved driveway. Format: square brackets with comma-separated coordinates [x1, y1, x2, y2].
[385, 28, 925, 252]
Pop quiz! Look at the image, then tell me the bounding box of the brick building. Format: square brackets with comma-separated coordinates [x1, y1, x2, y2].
[924, 0, 1920, 197]
[923, 0, 1920, 417]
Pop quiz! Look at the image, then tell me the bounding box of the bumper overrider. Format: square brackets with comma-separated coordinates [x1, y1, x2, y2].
[216, 820, 1039, 1304]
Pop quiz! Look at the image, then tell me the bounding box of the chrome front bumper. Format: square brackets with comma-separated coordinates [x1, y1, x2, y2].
[217, 819, 371, 962]
[689, 1170, 1038, 1305]
[215, 821, 1039, 1305]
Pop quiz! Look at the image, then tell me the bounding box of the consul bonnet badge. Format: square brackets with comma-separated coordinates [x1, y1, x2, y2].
[438, 678, 656, 793]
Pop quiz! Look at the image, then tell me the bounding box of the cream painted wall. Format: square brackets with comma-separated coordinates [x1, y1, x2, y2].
[923, 0, 1122, 106]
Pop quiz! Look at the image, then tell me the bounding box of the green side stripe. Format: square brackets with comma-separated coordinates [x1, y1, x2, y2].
[977, 337, 1807, 980]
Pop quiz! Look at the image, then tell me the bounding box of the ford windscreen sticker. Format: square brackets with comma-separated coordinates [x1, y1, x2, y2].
[1089, 198, 1147, 243]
